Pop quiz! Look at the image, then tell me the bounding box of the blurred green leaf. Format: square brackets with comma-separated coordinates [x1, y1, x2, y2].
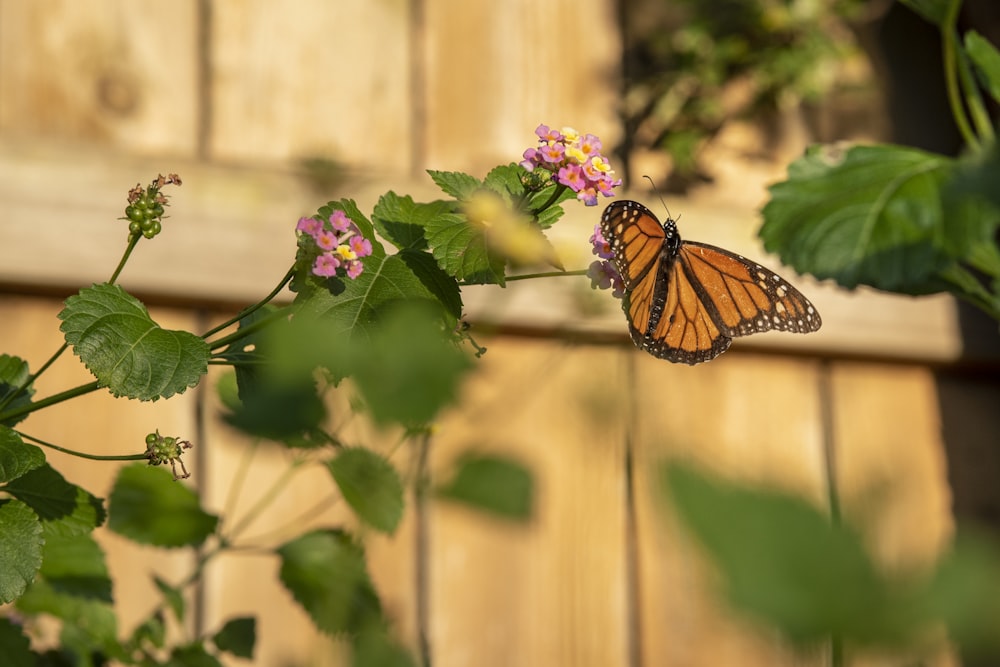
[277, 529, 382, 636]
[16, 578, 120, 660]
[898, 0, 948, 26]
[424, 211, 507, 286]
[38, 531, 111, 602]
[436, 453, 534, 521]
[352, 628, 417, 667]
[217, 305, 281, 404]
[58, 283, 209, 400]
[328, 448, 404, 535]
[0, 499, 43, 604]
[212, 616, 256, 659]
[223, 374, 327, 442]
[966, 31, 1000, 106]
[760, 144, 980, 293]
[109, 465, 218, 548]
[0, 617, 34, 667]
[166, 642, 222, 667]
[0, 355, 34, 427]
[154, 575, 186, 623]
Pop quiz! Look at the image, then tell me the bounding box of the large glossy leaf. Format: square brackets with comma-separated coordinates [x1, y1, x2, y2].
[59, 283, 209, 400]
[760, 144, 975, 293]
[109, 465, 218, 547]
[277, 529, 382, 635]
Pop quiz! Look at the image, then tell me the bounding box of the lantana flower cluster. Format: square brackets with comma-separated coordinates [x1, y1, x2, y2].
[587, 225, 624, 298]
[520, 124, 622, 206]
[296, 210, 373, 280]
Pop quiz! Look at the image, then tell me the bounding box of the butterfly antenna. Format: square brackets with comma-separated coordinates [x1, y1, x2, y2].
[642, 175, 674, 220]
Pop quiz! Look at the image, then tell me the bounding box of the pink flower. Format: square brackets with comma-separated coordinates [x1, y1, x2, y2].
[535, 124, 562, 142]
[576, 187, 598, 206]
[313, 253, 341, 277]
[587, 260, 623, 299]
[589, 225, 614, 260]
[329, 210, 351, 233]
[578, 134, 602, 157]
[520, 123, 622, 206]
[557, 164, 585, 191]
[296, 217, 322, 236]
[315, 229, 338, 251]
[349, 235, 372, 258]
[345, 260, 364, 279]
[540, 143, 565, 164]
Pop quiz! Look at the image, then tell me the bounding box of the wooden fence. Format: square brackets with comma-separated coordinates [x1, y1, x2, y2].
[1, 1, 998, 666]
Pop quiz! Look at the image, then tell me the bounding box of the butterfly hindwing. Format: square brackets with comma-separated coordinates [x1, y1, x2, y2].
[600, 200, 821, 365]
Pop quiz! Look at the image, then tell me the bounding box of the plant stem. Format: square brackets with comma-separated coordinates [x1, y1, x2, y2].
[502, 268, 589, 282]
[942, 0, 981, 150]
[109, 234, 142, 285]
[0, 380, 101, 424]
[201, 266, 296, 340]
[207, 305, 292, 352]
[223, 457, 309, 541]
[17, 431, 147, 461]
[530, 184, 569, 216]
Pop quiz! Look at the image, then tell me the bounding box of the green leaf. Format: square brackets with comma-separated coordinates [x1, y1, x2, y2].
[427, 169, 482, 200]
[0, 426, 44, 483]
[397, 249, 463, 321]
[154, 575, 186, 623]
[483, 163, 525, 198]
[58, 283, 210, 400]
[0, 617, 34, 667]
[218, 304, 280, 404]
[436, 454, 534, 521]
[38, 531, 112, 603]
[129, 611, 166, 650]
[277, 529, 382, 635]
[212, 616, 256, 659]
[897, 0, 948, 26]
[166, 643, 223, 667]
[760, 144, 965, 293]
[223, 374, 327, 442]
[36, 486, 105, 539]
[966, 31, 1000, 106]
[109, 464, 218, 547]
[372, 192, 445, 250]
[0, 355, 34, 427]
[664, 462, 928, 646]
[347, 303, 473, 426]
[424, 210, 507, 285]
[5, 463, 81, 523]
[352, 628, 417, 667]
[16, 578, 120, 659]
[0, 499, 43, 604]
[328, 448, 404, 535]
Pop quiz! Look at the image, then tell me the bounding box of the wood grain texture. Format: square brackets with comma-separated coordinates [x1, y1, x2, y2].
[0, 0, 200, 154]
[209, 0, 412, 169]
[428, 340, 630, 667]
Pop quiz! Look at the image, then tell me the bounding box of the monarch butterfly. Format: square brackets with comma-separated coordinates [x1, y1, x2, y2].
[599, 200, 821, 365]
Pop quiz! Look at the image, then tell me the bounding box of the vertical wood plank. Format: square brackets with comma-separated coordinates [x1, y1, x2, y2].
[209, 0, 413, 170]
[632, 353, 827, 667]
[428, 339, 630, 667]
[0, 297, 200, 640]
[0, 0, 200, 154]
[421, 0, 622, 177]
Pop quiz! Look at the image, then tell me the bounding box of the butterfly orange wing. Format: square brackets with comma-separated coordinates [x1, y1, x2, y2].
[600, 201, 821, 365]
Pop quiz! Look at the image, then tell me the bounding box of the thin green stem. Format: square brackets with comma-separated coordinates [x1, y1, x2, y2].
[207, 305, 291, 352]
[529, 184, 569, 216]
[502, 268, 589, 282]
[17, 431, 147, 461]
[201, 266, 296, 340]
[0, 381, 101, 424]
[942, 0, 981, 150]
[223, 457, 310, 541]
[109, 234, 142, 285]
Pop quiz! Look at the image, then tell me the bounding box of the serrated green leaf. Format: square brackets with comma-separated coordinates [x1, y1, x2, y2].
[109, 465, 218, 547]
[0, 499, 43, 603]
[427, 169, 482, 200]
[277, 529, 382, 635]
[0, 355, 34, 427]
[0, 427, 44, 483]
[348, 303, 473, 426]
[5, 463, 80, 523]
[424, 212, 507, 285]
[372, 193, 455, 251]
[436, 454, 534, 520]
[966, 31, 1000, 106]
[664, 462, 927, 646]
[37, 486, 105, 538]
[0, 618, 34, 667]
[398, 249, 462, 320]
[328, 448, 404, 535]
[38, 532, 111, 602]
[212, 616, 256, 659]
[483, 163, 526, 198]
[760, 144, 963, 293]
[154, 575, 186, 623]
[58, 283, 209, 400]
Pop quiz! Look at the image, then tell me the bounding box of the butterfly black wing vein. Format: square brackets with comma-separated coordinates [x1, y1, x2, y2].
[599, 200, 821, 364]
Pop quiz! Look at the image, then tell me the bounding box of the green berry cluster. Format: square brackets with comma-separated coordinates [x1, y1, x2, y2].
[145, 430, 193, 479]
[123, 173, 181, 241]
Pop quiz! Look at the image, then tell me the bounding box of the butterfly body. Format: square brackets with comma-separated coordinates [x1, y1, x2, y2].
[600, 200, 821, 365]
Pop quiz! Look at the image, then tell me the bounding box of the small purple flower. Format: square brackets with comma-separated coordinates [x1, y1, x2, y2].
[589, 225, 614, 260]
[345, 260, 364, 279]
[349, 235, 372, 258]
[588, 260, 624, 299]
[520, 123, 622, 206]
[536, 124, 562, 142]
[315, 229, 338, 251]
[557, 164, 585, 191]
[576, 187, 599, 207]
[313, 252, 341, 277]
[540, 143, 565, 164]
